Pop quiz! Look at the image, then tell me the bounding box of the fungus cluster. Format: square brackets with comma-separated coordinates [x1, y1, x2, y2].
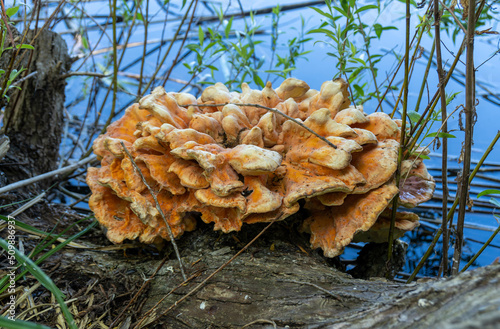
[86, 78, 435, 257]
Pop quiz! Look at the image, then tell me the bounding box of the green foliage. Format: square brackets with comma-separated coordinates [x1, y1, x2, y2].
[308, 0, 397, 104]
[182, 3, 310, 91]
[0, 317, 52, 329]
[477, 189, 500, 198]
[0, 4, 33, 103]
[0, 217, 97, 295]
[0, 237, 78, 329]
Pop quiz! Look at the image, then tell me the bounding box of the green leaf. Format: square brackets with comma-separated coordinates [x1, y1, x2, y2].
[6, 6, 19, 18]
[0, 215, 53, 236]
[382, 26, 398, 31]
[0, 317, 52, 329]
[490, 198, 500, 208]
[9, 69, 24, 81]
[374, 23, 383, 39]
[0, 238, 78, 329]
[407, 110, 421, 123]
[15, 44, 34, 50]
[353, 84, 364, 97]
[309, 6, 334, 20]
[426, 132, 456, 138]
[81, 36, 89, 50]
[252, 73, 264, 88]
[335, 6, 350, 18]
[198, 26, 204, 47]
[477, 189, 500, 198]
[355, 4, 378, 14]
[446, 91, 461, 105]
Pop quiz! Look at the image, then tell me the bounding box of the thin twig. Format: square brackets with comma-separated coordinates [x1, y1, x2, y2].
[148, 218, 280, 326]
[161, 0, 199, 87]
[60, 71, 111, 79]
[10, 71, 38, 87]
[439, 0, 467, 34]
[0, 155, 97, 195]
[137, 0, 149, 94]
[452, 0, 476, 275]
[460, 223, 500, 273]
[406, 0, 487, 150]
[8, 191, 46, 217]
[140, 0, 196, 95]
[241, 319, 277, 329]
[120, 142, 187, 280]
[407, 129, 500, 282]
[109, 256, 170, 328]
[134, 271, 202, 329]
[387, 0, 411, 270]
[433, 0, 450, 277]
[187, 103, 338, 149]
[81, 2, 142, 156]
[414, 40, 435, 113]
[68, 192, 91, 209]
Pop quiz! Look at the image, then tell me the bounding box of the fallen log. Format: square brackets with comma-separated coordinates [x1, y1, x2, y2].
[57, 222, 500, 329]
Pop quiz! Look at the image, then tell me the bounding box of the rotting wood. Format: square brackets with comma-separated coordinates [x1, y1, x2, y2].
[56, 222, 500, 329]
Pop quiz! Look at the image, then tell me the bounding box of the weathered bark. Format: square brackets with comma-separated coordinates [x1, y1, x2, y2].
[58, 223, 500, 329]
[0, 27, 70, 187]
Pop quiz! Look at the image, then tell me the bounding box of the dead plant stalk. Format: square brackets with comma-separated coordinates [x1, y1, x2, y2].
[387, 0, 410, 269]
[433, 0, 450, 277]
[452, 0, 476, 275]
[120, 142, 187, 281]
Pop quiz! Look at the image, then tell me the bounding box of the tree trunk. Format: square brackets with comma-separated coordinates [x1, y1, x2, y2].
[0, 27, 70, 188]
[57, 222, 500, 329]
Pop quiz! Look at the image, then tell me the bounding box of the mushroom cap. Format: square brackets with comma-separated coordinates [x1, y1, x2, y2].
[351, 139, 399, 194]
[87, 78, 433, 256]
[334, 106, 368, 125]
[309, 79, 351, 117]
[352, 112, 400, 141]
[275, 78, 310, 100]
[303, 181, 399, 257]
[168, 158, 209, 189]
[353, 209, 420, 243]
[283, 162, 365, 208]
[399, 162, 436, 208]
[227, 144, 282, 176]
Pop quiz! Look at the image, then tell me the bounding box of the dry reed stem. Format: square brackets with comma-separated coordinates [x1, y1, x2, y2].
[120, 142, 187, 281]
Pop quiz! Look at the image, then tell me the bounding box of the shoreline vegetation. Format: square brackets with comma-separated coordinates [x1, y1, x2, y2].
[0, 0, 499, 327]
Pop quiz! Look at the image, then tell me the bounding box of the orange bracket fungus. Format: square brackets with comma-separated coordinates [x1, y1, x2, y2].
[87, 78, 435, 257]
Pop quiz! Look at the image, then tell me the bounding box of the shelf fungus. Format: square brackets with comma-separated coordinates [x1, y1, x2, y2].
[87, 78, 435, 257]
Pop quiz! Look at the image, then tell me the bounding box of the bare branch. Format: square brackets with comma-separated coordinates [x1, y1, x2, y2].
[120, 142, 187, 281]
[187, 103, 338, 149]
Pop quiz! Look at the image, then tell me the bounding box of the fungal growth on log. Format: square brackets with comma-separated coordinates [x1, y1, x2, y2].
[86, 78, 435, 257]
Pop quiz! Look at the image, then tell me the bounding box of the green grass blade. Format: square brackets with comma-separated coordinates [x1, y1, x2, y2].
[0, 215, 53, 236]
[0, 316, 53, 329]
[0, 220, 97, 295]
[0, 239, 77, 329]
